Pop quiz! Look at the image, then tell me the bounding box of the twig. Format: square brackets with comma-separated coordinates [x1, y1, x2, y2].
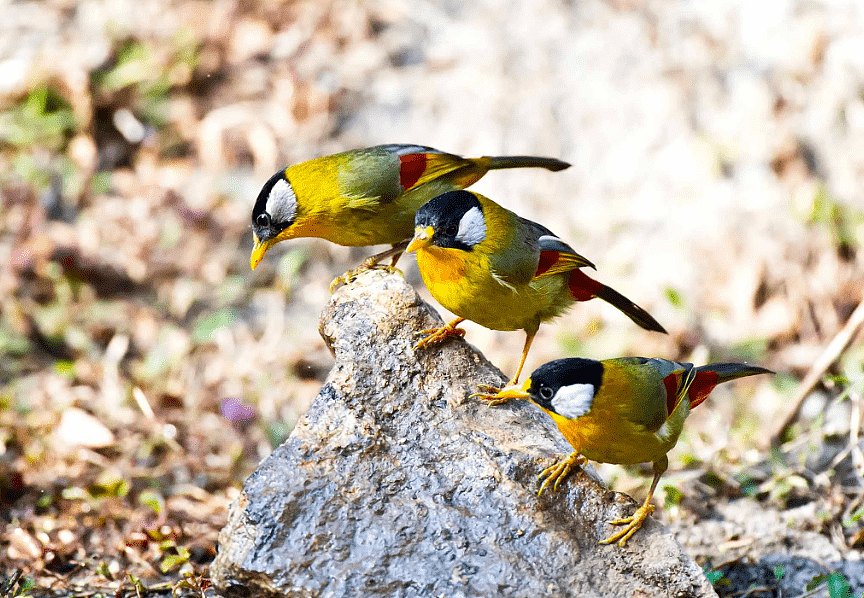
[824, 381, 863, 472]
[132, 386, 156, 420]
[1, 570, 23, 597]
[849, 388, 863, 474]
[733, 585, 774, 598]
[791, 581, 829, 598]
[65, 582, 175, 598]
[776, 383, 857, 459]
[770, 299, 864, 444]
[830, 521, 848, 552]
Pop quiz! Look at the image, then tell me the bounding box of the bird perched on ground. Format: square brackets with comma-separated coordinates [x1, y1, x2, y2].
[488, 357, 772, 546]
[406, 190, 667, 390]
[249, 144, 570, 288]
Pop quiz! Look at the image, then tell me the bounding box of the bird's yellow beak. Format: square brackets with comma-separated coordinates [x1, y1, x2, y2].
[492, 378, 533, 401]
[406, 226, 435, 253]
[250, 234, 276, 270]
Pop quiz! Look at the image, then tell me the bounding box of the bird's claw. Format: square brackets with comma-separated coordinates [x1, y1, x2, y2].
[413, 324, 466, 351]
[330, 262, 403, 293]
[329, 274, 351, 293]
[599, 503, 654, 547]
[470, 382, 519, 406]
[537, 453, 586, 496]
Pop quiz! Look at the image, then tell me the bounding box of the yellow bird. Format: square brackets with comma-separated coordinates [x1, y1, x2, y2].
[249, 144, 570, 288]
[490, 356, 772, 546]
[406, 190, 666, 389]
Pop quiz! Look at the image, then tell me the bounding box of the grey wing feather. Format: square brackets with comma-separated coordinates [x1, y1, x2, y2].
[375, 144, 446, 156]
[486, 215, 545, 285]
[522, 218, 577, 254]
[529, 218, 596, 269]
[641, 358, 693, 381]
[537, 234, 578, 255]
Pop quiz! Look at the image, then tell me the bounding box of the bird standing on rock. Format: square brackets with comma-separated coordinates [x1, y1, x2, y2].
[249, 144, 570, 289]
[487, 356, 772, 546]
[406, 190, 667, 392]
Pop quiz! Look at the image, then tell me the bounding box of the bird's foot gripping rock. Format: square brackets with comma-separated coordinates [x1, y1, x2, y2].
[330, 262, 403, 293]
[471, 384, 509, 405]
[470, 381, 527, 406]
[537, 451, 587, 496]
[600, 502, 655, 547]
[412, 317, 466, 351]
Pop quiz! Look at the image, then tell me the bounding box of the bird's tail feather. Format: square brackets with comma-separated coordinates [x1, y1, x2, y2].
[484, 156, 571, 172]
[688, 363, 773, 409]
[696, 362, 774, 383]
[586, 277, 667, 334]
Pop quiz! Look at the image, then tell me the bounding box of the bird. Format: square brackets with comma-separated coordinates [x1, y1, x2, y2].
[249, 144, 570, 289]
[487, 356, 772, 546]
[406, 189, 667, 391]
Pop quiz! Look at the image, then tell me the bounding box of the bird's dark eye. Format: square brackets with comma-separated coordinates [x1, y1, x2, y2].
[256, 213, 271, 228]
[539, 386, 554, 400]
[444, 224, 458, 237]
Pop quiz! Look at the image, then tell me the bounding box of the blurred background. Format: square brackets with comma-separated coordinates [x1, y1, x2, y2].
[1, 0, 863, 593]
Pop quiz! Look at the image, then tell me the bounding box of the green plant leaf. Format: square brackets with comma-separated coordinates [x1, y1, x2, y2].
[703, 566, 724, 585]
[160, 546, 190, 573]
[843, 506, 864, 527]
[138, 489, 165, 516]
[192, 308, 237, 343]
[663, 485, 683, 508]
[0, 85, 76, 149]
[665, 287, 684, 308]
[826, 571, 852, 598]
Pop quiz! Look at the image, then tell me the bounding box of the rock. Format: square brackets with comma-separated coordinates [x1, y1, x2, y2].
[210, 270, 715, 598]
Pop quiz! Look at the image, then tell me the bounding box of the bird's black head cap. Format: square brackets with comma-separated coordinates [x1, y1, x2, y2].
[528, 358, 604, 412]
[252, 170, 296, 243]
[414, 190, 486, 251]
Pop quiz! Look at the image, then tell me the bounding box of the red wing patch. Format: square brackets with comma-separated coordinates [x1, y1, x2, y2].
[687, 370, 719, 410]
[662, 373, 679, 417]
[399, 153, 427, 190]
[567, 269, 602, 302]
[535, 251, 559, 276]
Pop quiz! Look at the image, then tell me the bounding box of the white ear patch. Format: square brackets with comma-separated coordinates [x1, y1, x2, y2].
[455, 206, 486, 246]
[266, 179, 297, 224]
[551, 383, 596, 419]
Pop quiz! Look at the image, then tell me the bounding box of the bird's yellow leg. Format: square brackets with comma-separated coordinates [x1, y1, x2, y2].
[599, 456, 667, 547]
[329, 240, 410, 292]
[510, 330, 535, 385]
[473, 330, 537, 405]
[413, 318, 467, 351]
[537, 451, 587, 496]
[388, 250, 404, 268]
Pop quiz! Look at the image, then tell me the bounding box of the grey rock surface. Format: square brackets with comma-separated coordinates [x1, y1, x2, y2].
[210, 270, 715, 598]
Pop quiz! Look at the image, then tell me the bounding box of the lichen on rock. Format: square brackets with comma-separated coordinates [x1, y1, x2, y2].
[210, 270, 715, 597]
